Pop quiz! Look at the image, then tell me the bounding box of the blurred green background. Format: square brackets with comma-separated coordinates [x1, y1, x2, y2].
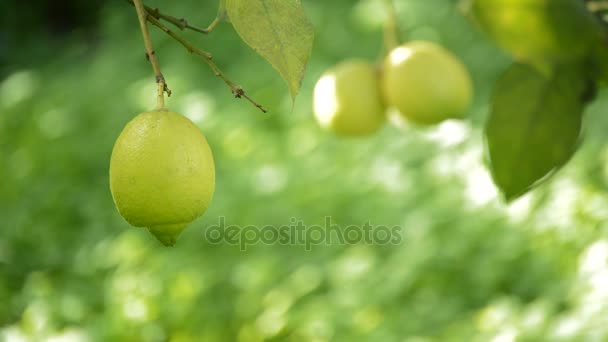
[3, 0, 608, 341]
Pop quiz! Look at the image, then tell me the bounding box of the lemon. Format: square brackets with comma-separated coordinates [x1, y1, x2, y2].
[109, 110, 215, 246]
[313, 60, 386, 136]
[382, 41, 473, 125]
[466, 0, 601, 63]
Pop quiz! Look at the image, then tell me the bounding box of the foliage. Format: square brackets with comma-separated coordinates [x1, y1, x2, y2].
[222, 0, 314, 99]
[466, 0, 608, 200]
[485, 63, 587, 200]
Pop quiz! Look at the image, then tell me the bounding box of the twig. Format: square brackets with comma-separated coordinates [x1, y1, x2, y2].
[127, 0, 218, 35]
[132, 0, 170, 109]
[205, 17, 221, 33]
[143, 12, 268, 113]
[383, 0, 401, 52]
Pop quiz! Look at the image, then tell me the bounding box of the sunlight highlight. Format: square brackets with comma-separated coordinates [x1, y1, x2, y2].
[0, 70, 38, 107]
[179, 91, 216, 124]
[371, 157, 409, 193]
[578, 240, 608, 304]
[464, 166, 498, 207]
[313, 74, 339, 127]
[425, 121, 471, 147]
[254, 164, 288, 194]
[123, 296, 148, 321]
[256, 308, 287, 338]
[506, 193, 533, 223]
[579, 240, 608, 274]
[389, 46, 413, 65]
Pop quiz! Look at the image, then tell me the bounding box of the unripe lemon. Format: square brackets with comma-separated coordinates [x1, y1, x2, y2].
[466, 0, 600, 63]
[313, 60, 385, 136]
[382, 41, 473, 125]
[109, 110, 215, 246]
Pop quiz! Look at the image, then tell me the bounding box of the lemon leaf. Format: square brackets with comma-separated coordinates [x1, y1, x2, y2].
[225, 0, 314, 99]
[485, 63, 588, 201]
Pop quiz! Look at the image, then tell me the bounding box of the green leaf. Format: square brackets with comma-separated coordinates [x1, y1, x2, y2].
[225, 0, 314, 99]
[485, 63, 588, 201]
[464, 0, 603, 63]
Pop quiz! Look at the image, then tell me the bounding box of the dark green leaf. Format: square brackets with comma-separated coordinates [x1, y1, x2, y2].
[485, 63, 587, 201]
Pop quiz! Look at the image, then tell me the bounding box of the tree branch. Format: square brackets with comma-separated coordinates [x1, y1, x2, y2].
[126, 0, 219, 35]
[126, 0, 267, 113]
[142, 11, 267, 113]
[132, 0, 170, 109]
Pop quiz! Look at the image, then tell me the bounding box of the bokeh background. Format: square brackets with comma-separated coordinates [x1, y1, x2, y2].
[3, 0, 608, 341]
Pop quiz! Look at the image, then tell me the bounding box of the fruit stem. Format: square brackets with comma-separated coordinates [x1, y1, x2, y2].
[125, 0, 267, 113]
[133, 0, 171, 110]
[383, 0, 401, 52]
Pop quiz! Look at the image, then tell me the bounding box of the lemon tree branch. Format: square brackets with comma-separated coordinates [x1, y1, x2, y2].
[132, 0, 170, 109]
[127, 0, 218, 34]
[142, 12, 267, 113]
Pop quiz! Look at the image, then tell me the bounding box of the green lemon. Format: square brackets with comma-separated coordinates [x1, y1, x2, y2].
[465, 0, 601, 63]
[313, 60, 386, 136]
[382, 41, 473, 125]
[109, 110, 215, 246]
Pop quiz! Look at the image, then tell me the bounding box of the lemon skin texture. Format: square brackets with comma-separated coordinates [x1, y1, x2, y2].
[109, 110, 215, 246]
[382, 41, 473, 125]
[313, 60, 386, 136]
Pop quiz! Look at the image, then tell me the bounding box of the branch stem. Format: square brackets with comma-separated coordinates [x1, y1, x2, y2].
[127, 0, 215, 34]
[133, 0, 169, 109]
[383, 0, 401, 52]
[127, 0, 267, 112]
[143, 12, 267, 113]
[205, 17, 221, 33]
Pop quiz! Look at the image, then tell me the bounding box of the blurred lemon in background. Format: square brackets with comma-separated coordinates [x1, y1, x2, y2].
[382, 41, 473, 125]
[313, 60, 386, 136]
